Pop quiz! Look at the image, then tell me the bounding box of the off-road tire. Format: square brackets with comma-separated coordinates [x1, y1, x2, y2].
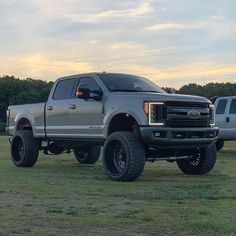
[73, 146, 101, 164]
[216, 140, 224, 151]
[103, 131, 145, 181]
[177, 145, 217, 175]
[11, 131, 39, 167]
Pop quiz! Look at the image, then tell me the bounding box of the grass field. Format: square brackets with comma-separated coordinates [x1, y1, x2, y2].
[0, 136, 235, 236]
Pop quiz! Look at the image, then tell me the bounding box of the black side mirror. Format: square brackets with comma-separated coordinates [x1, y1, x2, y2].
[76, 84, 103, 101]
[76, 84, 90, 99]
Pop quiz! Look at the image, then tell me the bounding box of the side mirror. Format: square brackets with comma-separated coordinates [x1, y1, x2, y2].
[76, 84, 90, 99]
[76, 84, 103, 101]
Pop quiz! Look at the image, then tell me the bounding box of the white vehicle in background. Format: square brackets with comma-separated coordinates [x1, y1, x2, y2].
[214, 96, 236, 151]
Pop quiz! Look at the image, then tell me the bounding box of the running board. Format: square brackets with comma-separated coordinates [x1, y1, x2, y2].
[147, 156, 189, 162]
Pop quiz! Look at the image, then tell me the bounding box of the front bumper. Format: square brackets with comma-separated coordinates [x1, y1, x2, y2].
[140, 126, 219, 149]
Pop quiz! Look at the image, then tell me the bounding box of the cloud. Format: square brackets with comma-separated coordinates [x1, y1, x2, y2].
[1, 52, 236, 89]
[146, 23, 193, 31]
[110, 61, 236, 88]
[0, 0, 235, 89]
[65, 3, 154, 23]
[145, 16, 236, 41]
[0, 54, 92, 80]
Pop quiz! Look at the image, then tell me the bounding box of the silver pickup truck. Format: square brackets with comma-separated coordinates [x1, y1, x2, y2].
[6, 72, 218, 181]
[214, 95, 236, 151]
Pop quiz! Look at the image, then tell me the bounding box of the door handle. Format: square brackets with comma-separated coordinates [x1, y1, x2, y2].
[226, 117, 230, 123]
[47, 105, 53, 111]
[69, 104, 77, 109]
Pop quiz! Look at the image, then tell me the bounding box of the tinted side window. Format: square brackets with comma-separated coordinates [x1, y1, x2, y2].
[78, 77, 101, 91]
[229, 99, 236, 114]
[53, 79, 76, 100]
[216, 99, 227, 114]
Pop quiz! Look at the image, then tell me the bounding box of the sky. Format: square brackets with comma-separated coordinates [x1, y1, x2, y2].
[0, 0, 236, 88]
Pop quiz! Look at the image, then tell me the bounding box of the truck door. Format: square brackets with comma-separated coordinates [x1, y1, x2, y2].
[225, 98, 236, 140]
[46, 78, 77, 137]
[215, 98, 228, 139]
[68, 76, 104, 138]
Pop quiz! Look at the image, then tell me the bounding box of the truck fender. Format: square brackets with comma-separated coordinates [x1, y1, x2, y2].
[15, 113, 36, 136]
[103, 110, 145, 138]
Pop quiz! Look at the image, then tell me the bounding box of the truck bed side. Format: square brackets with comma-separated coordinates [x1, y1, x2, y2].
[7, 103, 46, 137]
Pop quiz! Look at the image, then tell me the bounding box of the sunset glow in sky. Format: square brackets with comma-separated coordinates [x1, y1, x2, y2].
[0, 0, 236, 88]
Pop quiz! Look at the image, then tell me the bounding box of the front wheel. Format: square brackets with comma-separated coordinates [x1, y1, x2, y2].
[216, 140, 224, 151]
[176, 145, 217, 175]
[103, 132, 145, 181]
[11, 131, 39, 167]
[73, 146, 101, 164]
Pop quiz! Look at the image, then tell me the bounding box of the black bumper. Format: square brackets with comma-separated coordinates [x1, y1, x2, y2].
[140, 126, 219, 149]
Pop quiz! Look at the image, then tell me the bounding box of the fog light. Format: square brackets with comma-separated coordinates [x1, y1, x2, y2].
[154, 132, 161, 137]
[153, 131, 167, 138]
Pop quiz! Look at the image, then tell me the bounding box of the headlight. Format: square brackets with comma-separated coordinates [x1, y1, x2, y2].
[143, 101, 165, 125]
[209, 105, 215, 126]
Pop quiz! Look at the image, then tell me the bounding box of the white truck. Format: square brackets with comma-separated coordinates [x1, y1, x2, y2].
[214, 95, 236, 151]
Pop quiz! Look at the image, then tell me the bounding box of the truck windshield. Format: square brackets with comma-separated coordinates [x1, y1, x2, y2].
[98, 73, 166, 93]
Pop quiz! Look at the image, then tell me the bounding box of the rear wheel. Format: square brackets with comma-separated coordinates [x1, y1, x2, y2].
[216, 140, 224, 151]
[73, 146, 101, 164]
[11, 131, 39, 167]
[176, 145, 217, 175]
[103, 132, 145, 181]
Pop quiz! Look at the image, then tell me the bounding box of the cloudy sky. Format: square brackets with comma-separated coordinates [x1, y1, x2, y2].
[0, 0, 235, 88]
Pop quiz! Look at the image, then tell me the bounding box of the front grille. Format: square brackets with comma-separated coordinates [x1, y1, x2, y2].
[166, 119, 209, 128]
[166, 101, 209, 108]
[164, 101, 210, 128]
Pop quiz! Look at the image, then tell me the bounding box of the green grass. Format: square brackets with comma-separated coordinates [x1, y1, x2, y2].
[0, 136, 235, 236]
[0, 122, 6, 133]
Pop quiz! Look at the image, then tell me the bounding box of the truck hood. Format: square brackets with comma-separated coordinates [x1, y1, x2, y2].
[110, 92, 210, 104]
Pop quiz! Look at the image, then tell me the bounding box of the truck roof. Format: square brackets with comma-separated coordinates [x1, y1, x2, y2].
[56, 72, 144, 81]
[216, 95, 236, 100]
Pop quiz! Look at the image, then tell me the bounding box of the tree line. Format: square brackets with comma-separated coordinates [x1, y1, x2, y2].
[0, 75, 236, 131]
[0, 75, 53, 131]
[163, 82, 236, 97]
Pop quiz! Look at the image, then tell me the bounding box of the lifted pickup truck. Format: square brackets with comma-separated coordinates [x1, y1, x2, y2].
[7, 73, 218, 181]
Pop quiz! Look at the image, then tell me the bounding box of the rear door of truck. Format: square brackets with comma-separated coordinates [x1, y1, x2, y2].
[45, 78, 77, 137]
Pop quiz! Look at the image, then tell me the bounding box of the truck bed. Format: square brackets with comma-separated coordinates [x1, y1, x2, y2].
[8, 103, 45, 137]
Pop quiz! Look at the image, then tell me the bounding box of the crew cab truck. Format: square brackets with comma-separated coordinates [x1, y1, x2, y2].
[213, 96, 236, 151]
[6, 73, 218, 181]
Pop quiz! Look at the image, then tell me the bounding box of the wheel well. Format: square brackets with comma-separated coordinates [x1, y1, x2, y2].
[108, 113, 139, 135]
[17, 118, 32, 131]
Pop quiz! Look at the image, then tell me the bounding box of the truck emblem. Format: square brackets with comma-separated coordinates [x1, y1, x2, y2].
[188, 110, 201, 119]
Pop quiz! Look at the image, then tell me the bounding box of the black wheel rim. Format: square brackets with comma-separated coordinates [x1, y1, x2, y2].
[18, 139, 25, 159]
[12, 136, 24, 162]
[75, 147, 89, 161]
[105, 140, 127, 176]
[188, 151, 201, 167]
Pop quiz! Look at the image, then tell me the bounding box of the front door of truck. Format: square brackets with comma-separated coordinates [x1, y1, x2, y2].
[46, 78, 77, 137]
[68, 76, 104, 138]
[215, 98, 228, 139]
[225, 98, 236, 140]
